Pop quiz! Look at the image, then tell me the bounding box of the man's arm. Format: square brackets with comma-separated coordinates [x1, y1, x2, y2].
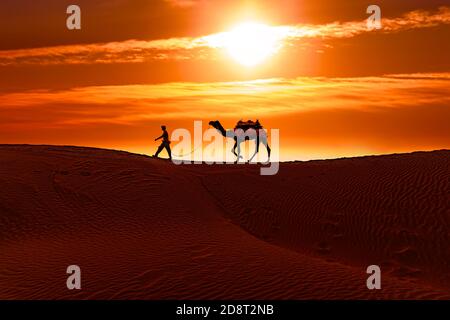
[155, 134, 163, 141]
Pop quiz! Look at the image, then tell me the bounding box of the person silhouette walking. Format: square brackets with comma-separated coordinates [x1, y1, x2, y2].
[154, 125, 172, 159]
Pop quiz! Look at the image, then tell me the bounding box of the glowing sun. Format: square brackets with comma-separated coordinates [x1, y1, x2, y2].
[222, 22, 282, 67]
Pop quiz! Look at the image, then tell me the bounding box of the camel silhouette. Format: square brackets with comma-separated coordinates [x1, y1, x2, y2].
[209, 120, 271, 163]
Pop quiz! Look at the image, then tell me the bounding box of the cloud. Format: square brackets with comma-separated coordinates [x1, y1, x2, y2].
[0, 7, 449, 66]
[0, 38, 204, 66]
[286, 6, 450, 39]
[164, 0, 202, 8]
[1, 73, 449, 123]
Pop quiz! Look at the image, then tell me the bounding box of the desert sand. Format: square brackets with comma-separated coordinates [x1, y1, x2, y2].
[0, 145, 449, 299]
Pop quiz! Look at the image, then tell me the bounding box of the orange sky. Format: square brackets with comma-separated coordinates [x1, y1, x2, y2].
[0, 0, 449, 160]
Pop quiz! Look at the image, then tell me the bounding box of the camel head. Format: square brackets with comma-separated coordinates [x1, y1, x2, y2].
[208, 120, 226, 137]
[208, 120, 219, 128]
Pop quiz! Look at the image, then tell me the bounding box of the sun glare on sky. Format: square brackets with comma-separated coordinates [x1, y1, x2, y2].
[205, 21, 287, 67]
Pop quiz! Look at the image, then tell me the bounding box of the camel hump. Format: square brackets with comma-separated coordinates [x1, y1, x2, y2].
[235, 119, 263, 131]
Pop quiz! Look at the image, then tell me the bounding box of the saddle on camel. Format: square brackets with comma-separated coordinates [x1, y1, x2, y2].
[234, 119, 263, 132]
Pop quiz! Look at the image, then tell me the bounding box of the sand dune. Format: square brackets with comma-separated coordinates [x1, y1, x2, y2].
[0, 145, 449, 299]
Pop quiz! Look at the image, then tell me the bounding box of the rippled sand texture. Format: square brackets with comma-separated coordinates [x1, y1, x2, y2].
[0, 145, 449, 299]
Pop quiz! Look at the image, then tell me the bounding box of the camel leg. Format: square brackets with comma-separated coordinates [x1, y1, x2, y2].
[232, 140, 243, 162]
[232, 141, 238, 157]
[235, 143, 242, 164]
[248, 136, 260, 163]
[265, 140, 271, 162]
[261, 136, 271, 163]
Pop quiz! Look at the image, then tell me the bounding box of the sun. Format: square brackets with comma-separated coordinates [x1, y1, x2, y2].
[222, 22, 282, 67]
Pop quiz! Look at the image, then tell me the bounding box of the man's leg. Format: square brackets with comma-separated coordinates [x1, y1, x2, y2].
[154, 144, 164, 157]
[165, 143, 172, 160]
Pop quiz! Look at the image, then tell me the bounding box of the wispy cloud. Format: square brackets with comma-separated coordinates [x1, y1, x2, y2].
[0, 7, 449, 66]
[286, 6, 450, 39]
[164, 0, 202, 8]
[1, 73, 449, 125]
